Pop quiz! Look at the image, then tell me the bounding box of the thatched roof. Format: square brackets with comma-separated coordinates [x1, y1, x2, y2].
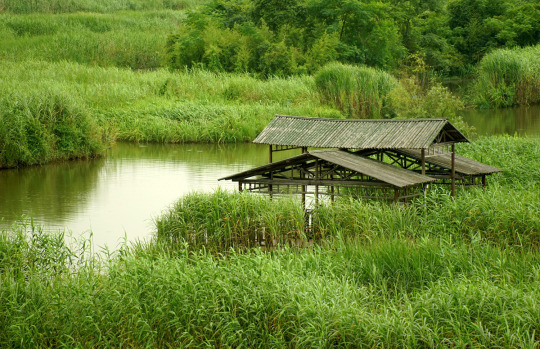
[253, 115, 469, 149]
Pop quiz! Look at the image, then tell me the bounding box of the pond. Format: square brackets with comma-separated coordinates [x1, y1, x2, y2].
[0, 143, 274, 248]
[462, 105, 540, 137]
[1, 106, 539, 248]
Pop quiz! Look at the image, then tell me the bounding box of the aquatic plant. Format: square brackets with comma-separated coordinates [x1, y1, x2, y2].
[2, 226, 540, 347]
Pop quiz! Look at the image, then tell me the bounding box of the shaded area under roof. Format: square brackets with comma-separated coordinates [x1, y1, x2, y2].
[253, 115, 469, 149]
[221, 150, 436, 188]
[397, 149, 503, 175]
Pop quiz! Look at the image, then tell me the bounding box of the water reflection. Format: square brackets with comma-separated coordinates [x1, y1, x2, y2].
[0, 159, 102, 224]
[462, 105, 540, 137]
[0, 143, 271, 248]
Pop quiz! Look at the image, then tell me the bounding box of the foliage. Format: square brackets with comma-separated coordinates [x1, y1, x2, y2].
[388, 76, 476, 137]
[474, 44, 540, 108]
[315, 62, 398, 119]
[163, 0, 540, 77]
[156, 189, 305, 250]
[165, 0, 406, 76]
[0, 60, 342, 167]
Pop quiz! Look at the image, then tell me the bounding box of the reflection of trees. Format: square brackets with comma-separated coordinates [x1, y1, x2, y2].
[462, 105, 540, 136]
[0, 158, 103, 224]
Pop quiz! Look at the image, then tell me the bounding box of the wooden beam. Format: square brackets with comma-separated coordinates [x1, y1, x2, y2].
[237, 178, 395, 188]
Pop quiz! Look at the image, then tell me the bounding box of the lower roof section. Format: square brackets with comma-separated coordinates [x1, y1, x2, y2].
[397, 149, 503, 175]
[220, 149, 436, 188]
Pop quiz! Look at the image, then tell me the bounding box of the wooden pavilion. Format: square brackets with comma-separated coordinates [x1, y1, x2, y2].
[220, 115, 502, 205]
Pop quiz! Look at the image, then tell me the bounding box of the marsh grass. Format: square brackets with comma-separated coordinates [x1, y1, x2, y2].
[156, 189, 305, 250]
[156, 136, 540, 249]
[0, 60, 340, 166]
[2, 226, 540, 347]
[0, 89, 103, 168]
[0, 0, 207, 13]
[315, 62, 398, 119]
[0, 11, 185, 69]
[475, 44, 540, 108]
[1, 136, 539, 347]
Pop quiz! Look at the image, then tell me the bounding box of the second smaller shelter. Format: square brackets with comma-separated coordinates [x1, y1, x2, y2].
[221, 149, 436, 205]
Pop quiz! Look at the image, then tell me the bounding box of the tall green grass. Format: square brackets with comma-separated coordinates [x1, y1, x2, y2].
[0, 0, 207, 13]
[2, 225, 540, 347]
[0, 90, 103, 168]
[1, 135, 539, 347]
[0, 60, 340, 166]
[315, 62, 398, 119]
[475, 44, 540, 108]
[156, 189, 305, 250]
[0, 11, 185, 69]
[157, 136, 540, 249]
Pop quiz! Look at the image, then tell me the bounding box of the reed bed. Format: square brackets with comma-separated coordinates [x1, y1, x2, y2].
[156, 190, 305, 250]
[2, 135, 540, 347]
[0, 0, 207, 13]
[315, 62, 398, 119]
[0, 89, 103, 168]
[2, 225, 540, 347]
[157, 136, 540, 249]
[0, 60, 339, 166]
[475, 44, 540, 108]
[0, 11, 185, 69]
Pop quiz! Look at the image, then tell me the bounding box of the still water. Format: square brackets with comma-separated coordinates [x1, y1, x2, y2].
[462, 105, 540, 137]
[1, 106, 539, 247]
[0, 143, 273, 248]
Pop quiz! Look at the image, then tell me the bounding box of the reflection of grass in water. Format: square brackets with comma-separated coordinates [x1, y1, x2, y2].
[111, 142, 270, 167]
[462, 105, 540, 136]
[0, 157, 103, 222]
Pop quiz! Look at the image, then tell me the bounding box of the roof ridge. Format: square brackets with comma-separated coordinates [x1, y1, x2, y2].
[275, 114, 448, 122]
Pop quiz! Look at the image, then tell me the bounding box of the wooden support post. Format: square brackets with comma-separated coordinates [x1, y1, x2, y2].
[314, 159, 319, 207]
[451, 143, 455, 197]
[302, 146, 307, 154]
[421, 148, 426, 175]
[482, 175, 486, 189]
[394, 188, 399, 204]
[238, 182, 242, 192]
[269, 145, 273, 163]
[330, 174, 335, 203]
